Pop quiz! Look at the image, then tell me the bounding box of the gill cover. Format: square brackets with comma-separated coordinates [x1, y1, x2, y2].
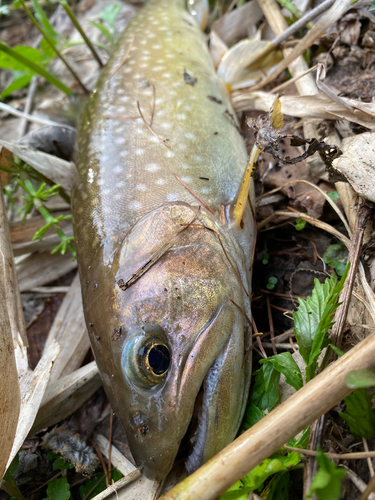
[100, 203, 252, 479]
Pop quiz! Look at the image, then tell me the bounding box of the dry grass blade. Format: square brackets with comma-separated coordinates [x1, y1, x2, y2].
[258, 210, 350, 247]
[90, 470, 142, 500]
[160, 332, 375, 500]
[0, 182, 21, 480]
[30, 361, 101, 435]
[232, 91, 375, 130]
[248, 0, 354, 92]
[257, 179, 351, 236]
[94, 434, 137, 476]
[43, 273, 89, 382]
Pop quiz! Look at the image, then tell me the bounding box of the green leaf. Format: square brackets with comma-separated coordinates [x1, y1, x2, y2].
[339, 388, 375, 438]
[295, 218, 306, 231]
[260, 352, 303, 391]
[44, 477, 70, 500]
[89, 20, 114, 44]
[52, 456, 74, 471]
[345, 369, 375, 389]
[99, 3, 121, 30]
[0, 42, 72, 96]
[79, 470, 122, 500]
[328, 344, 344, 357]
[243, 402, 265, 430]
[323, 243, 348, 277]
[31, 0, 60, 42]
[266, 276, 278, 290]
[0, 72, 32, 98]
[327, 191, 339, 201]
[293, 265, 349, 382]
[307, 448, 345, 500]
[294, 427, 310, 449]
[265, 471, 291, 500]
[251, 362, 280, 412]
[0, 44, 42, 70]
[262, 252, 270, 265]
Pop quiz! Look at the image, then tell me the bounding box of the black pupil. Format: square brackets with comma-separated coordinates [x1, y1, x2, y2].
[147, 344, 170, 375]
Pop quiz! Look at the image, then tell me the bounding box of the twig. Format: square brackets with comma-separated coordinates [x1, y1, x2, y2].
[107, 411, 113, 485]
[257, 179, 351, 236]
[360, 473, 375, 500]
[61, 1, 104, 68]
[266, 295, 276, 355]
[89, 438, 109, 488]
[173, 173, 214, 215]
[285, 446, 375, 460]
[331, 200, 373, 350]
[108, 36, 134, 78]
[258, 210, 350, 248]
[159, 332, 375, 500]
[363, 438, 374, 477]
[18, 76, 37, 140]
[19, 0, 89, 94]
[248, 0, 354, 92]
[0, 103, 75, 130]
[136, 101, 170, 148]
[89, 470, 142, 500]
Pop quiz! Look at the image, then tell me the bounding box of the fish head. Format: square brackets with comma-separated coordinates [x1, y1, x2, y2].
[102, 203, 251, 480]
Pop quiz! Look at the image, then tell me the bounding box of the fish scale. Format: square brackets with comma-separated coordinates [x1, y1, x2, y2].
[73, 0, 255, 481]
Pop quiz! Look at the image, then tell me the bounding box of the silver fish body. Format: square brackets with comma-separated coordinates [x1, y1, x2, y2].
[73, 0, 255, 480]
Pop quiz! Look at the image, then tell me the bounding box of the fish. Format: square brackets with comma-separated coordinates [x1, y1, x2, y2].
[72, 0, 255, 481]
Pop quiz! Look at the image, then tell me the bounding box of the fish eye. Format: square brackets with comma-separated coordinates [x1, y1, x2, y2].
[122, 326, 172, 387]
[142, 343, 171, 377]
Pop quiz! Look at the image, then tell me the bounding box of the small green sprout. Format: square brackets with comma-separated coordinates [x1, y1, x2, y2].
[266, 276, 278, 290]
[295, 217, 306, 231]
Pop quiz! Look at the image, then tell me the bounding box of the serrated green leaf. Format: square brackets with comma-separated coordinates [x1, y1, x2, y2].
[0, 72, 32, 98]
[293, 265, 349, 382]
[260, 352, 303, 391]
[243, 402, 265, 430]
[251, 362, 280, 412]
[323, 243, 348, 277]
[44, 477, 70, 500]
[345, 369, 375, 389]
[0, 44, 42, 70]
[307, 448, 345, 500]
[339, 388, 375, 438]
[293, 275, 337, 365]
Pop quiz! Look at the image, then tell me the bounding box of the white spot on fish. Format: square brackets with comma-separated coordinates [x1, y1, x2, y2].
[136, 149, 145, 156]
[176, 114, 187, 120]
[155, 178, 166, 185]
[88, 168, 95, 183]
[181, 163, 190, 169]
[146, 163, 161, 172]
[129, 200, 142, 210]
[153, 44, 162, 49]
[152, 66, 165, 72]
[194, 155, 204, 162]
[114, 166, 124, 174]
[166, 193, 179, 201]
[160, 122, 172, 130]
[140, 39, 147, 44]
[181, 176, 192, 183]
[136, 183, 147, 191]
[185, 132, 196, 140]
[178, 143, 187, 150]
[165, 150, 175, 158]
[140, 63, 148, 68]
[123, 67, 132, 73]
[147, 33, 156, 38]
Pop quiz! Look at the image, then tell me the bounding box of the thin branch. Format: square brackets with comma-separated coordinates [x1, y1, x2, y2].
[173, 173, 214, 215]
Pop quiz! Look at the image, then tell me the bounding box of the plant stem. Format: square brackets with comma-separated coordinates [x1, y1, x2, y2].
[60, 1, 104, 67]
[19, 0, 89, 95]
[0, 42, 72, 96]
